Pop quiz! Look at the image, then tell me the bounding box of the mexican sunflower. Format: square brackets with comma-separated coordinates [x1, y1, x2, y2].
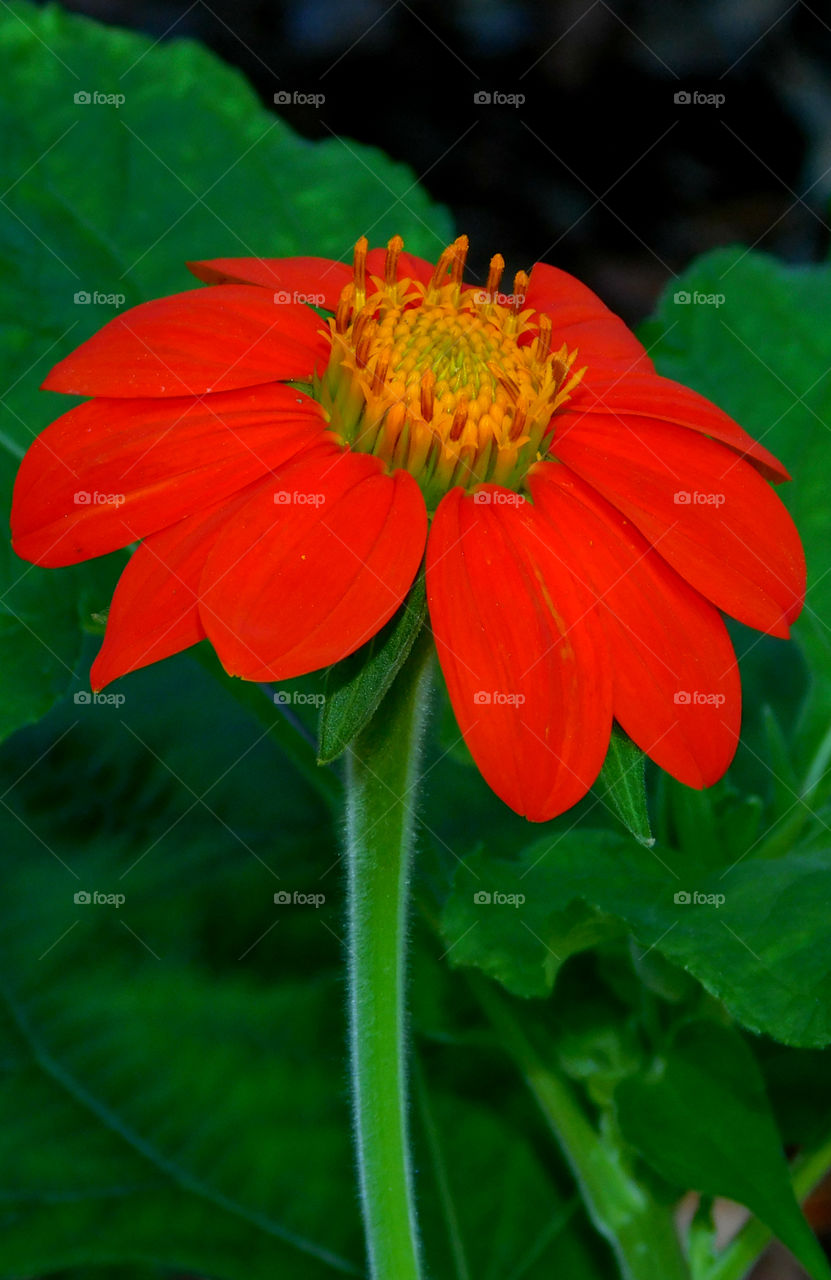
[11, 236, 804, 821]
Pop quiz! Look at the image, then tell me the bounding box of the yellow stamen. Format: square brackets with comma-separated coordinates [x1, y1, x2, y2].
[353, 237, 368, 311]
[384, 235, 403, 288]
[314, 236, 586, 508]
[485, 253, 505, 301]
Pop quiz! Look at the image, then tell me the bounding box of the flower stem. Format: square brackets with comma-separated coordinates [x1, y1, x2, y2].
[344, 633, 433, 1280]
[470, 974, 690, 1280]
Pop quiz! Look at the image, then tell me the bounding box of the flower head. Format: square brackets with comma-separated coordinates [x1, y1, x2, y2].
[11, 236, 805, 820]
[318, 236, 584, 507]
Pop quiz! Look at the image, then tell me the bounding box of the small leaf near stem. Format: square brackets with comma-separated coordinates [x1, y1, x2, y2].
[320, 569, 428, 764]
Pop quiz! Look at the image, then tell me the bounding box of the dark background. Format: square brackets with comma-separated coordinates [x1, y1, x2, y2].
[34, 0, 831, 324]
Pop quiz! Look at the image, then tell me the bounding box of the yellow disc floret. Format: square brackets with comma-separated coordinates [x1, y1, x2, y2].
[314, 235, 585, 509]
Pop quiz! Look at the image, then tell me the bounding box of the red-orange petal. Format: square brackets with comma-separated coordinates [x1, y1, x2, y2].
[198, 445, 427, 681]
[187, 248, 437, 310]
[524, 263, 654, 374]
[529, 464, 741, 787]
[554, 415, 805, 637]
[12, 385, 325, 566]
[426, 485, 613, 822]
[42, 285, 330, 397]
[90, 484, 264, 689]
[562, 371, 790, 483]
[187, 256, 352, 310]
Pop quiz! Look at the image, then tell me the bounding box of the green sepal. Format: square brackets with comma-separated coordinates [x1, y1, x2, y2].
[318, 570, 429, 764]
[594, 724, 654, 847]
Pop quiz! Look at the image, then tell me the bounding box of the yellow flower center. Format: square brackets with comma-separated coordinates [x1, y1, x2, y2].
[314, 235, 585, 508]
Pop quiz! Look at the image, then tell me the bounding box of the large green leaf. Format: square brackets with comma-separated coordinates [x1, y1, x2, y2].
[439, 830, 831, 1047]
[0, 971, 362, 1278]
[0, 651, 611, 1279]
[0, 0, 452, 743]
[616, 1021, 831, 1280]
[415, 1084, 608, 1280]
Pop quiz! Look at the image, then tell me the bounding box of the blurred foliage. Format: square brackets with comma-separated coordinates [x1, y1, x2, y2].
[0, 0, 452, 744]
[1, 5, 831, 1280]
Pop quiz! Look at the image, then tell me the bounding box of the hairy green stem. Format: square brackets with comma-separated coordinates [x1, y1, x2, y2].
[344, 635, 434, 1280]
[471, 975, 690, 1280]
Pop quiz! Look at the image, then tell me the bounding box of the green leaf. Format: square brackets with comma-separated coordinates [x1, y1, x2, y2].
[616, 1021, 831, 1280]
[756, 1040, 831, 1148]
[441, 850, 623, 998]
[641, 249, 831, 769]
[0, 542, 119, 741]
[318, 571, 428, 764]
[415, 1082, 606, 1280]
[0, 658, 612, 1280]
[593, 726, 654, 847]
[0, 974, 362, 1279]
[0, 0, 452, 743]
[439, 831, 831, 1046]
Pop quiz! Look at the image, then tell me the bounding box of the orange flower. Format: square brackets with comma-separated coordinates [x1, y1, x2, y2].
[11, 236, 804, 820]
